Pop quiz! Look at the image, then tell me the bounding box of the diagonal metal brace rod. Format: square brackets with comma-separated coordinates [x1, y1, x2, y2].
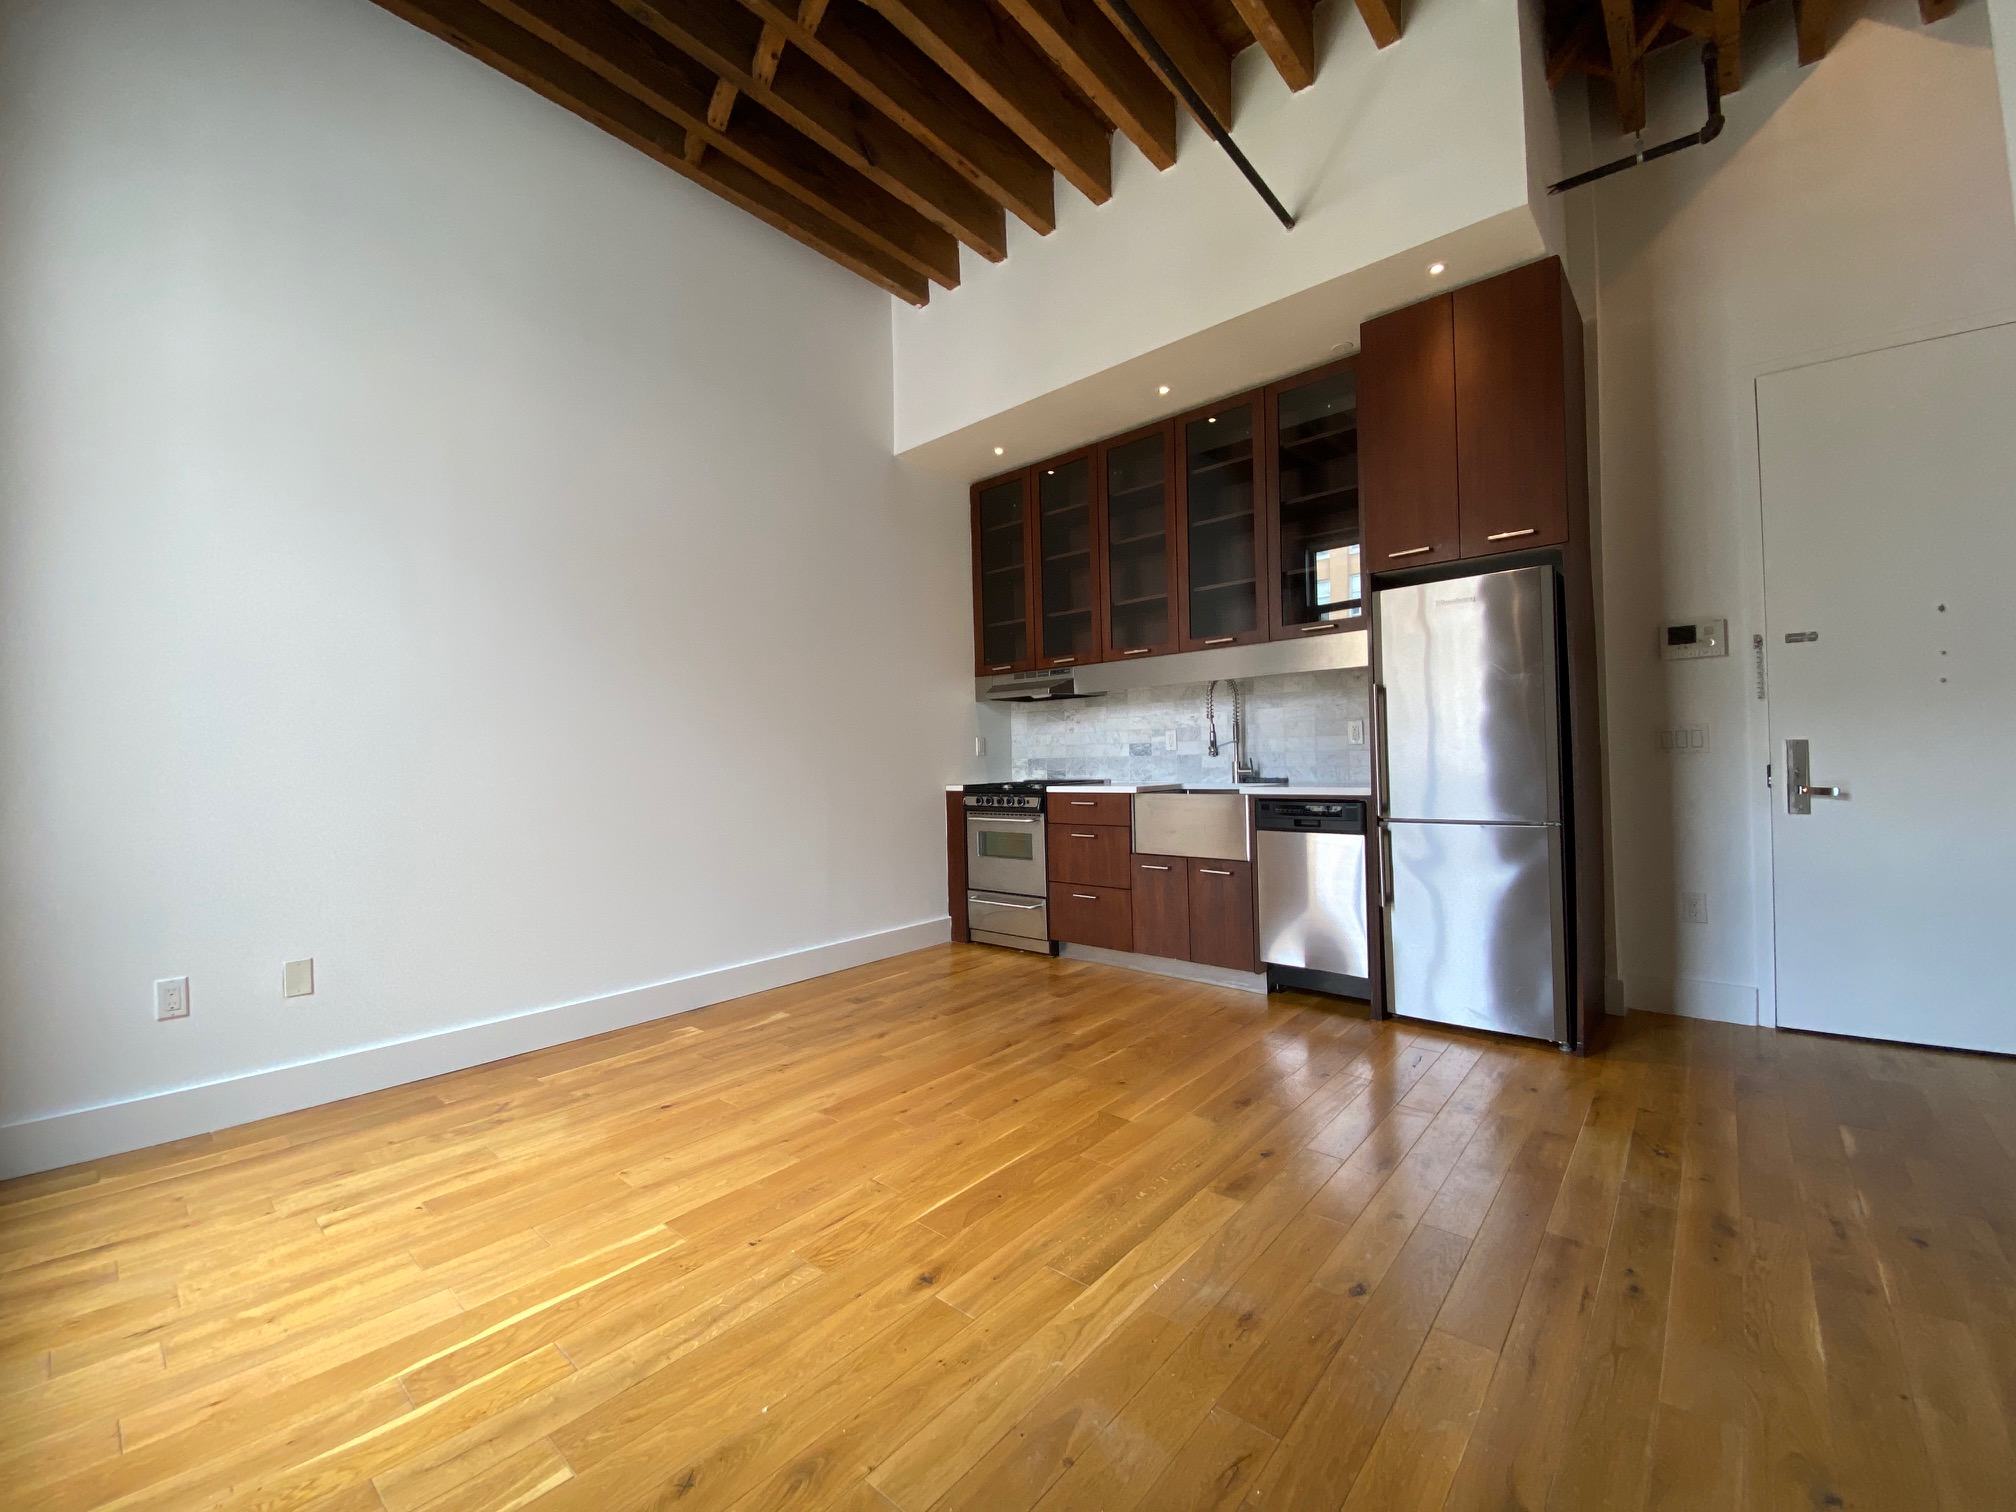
[1103, 0, 1295, 228]
[1549, 43, 1725, 194]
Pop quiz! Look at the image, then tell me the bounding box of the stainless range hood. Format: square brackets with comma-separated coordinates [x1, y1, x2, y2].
[975, 629, 1366, 703]
[980, 669, 1104, 702]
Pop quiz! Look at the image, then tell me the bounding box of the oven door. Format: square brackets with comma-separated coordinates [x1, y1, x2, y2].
[966, 812, 1047, 896]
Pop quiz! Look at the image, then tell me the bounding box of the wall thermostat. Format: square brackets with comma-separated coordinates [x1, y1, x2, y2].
[1661, 618, 1727, 660]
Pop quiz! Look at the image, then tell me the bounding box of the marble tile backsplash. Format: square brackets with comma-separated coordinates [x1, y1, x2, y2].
[1010, 669, 1372, 788]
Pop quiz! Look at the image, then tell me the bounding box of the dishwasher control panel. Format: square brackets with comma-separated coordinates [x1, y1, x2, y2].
[1254, 799, 1366, 834]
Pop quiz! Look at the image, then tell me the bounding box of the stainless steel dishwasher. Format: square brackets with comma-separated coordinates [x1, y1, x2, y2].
[1255, 798, 1371, 999]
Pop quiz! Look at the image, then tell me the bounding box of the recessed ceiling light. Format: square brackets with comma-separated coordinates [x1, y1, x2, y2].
[1428, 261, 1447, 276]
[993, 446, 1004, 456]
[1158, 385, 1170, 396]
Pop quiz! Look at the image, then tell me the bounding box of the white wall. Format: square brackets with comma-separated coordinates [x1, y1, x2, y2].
[1992, 0, 2016, 207]
[0, 0, 972, 1167]
[892, 0, 1545, 467]
[1576, 0, 2016, 1021]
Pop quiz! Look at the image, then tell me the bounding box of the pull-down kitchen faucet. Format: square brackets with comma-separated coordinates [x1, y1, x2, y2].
[1205, 680, 1258, 783]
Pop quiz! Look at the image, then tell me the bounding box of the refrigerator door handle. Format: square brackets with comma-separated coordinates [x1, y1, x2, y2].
[1379, 825, 1394, 904]
[1373, 683, 1391, 816]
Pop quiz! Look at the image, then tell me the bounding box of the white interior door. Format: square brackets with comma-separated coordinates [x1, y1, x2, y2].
[1759, 321, 2016, 1052]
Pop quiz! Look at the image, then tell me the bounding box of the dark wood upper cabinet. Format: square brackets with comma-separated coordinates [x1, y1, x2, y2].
[1266, 360, 1363, 640]
[1454, 259, 1573, 556]
[1358, 294, 1461, 570]
[1034, 449, 1103, 668]
[971, 470, 1036, 676]
[1177, 392, 1268, 651]
[1099, 423, 1178, 661]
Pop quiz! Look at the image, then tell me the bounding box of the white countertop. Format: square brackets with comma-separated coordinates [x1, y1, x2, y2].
[948, 783, 1370, 797]
[1046, 783, 1178, 794]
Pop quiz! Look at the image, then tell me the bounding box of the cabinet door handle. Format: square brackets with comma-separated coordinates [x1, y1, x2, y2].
[1140, 864, 1171, 871]
[1070, 832, 1097, 839]
[1486, 528, 1536, 542]
[1203, 636, 1236, 646]
[988, 664, 1013, 672]
[1071, 893, 1099, 901]
[1121, 647, 1153, 656]
[1299, 623, 1336, 633]
[1386, 546, 1433, 559]
[1068, 800, 1098, 806]
[1052, 656, 1076, 664]
[1198, 868, 1233, 876]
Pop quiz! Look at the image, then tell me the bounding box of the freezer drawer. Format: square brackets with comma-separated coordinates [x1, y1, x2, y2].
[1257, 830, 1368, 978]
[1385, 821, 1567, 1042]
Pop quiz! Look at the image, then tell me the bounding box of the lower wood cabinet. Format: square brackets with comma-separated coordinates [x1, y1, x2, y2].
[1049, 882, 1132, 952]
[1130, 855, 1190, 960]
[1046, 824, 1133, 890]
[1188, 859, 1257, 972]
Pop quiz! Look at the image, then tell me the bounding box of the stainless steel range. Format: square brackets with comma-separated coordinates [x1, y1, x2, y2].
[962, 781, 1108, 952]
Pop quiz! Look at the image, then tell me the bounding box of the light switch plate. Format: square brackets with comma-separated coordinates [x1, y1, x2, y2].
[155, 977, 189, 1022]
[282, 959, 315, 998]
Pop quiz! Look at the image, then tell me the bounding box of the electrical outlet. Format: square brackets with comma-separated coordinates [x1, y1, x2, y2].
[1164, 730, 1177, 752]
[974, 735, 986, 758]
[155, 977, 189, 1022]
[1681, 892, 1709, 925]
[1347, 719, 1366, 744]
[282, 958, 315, 998]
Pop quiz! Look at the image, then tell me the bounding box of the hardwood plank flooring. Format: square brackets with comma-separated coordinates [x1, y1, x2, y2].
[4, 944, 2015, 1510]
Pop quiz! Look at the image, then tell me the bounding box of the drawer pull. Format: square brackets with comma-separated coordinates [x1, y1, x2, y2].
[1071, 893, 1099, 901]
[1070, 832, 1097, 839]
[1069, 800, 1097, 806]
[1140, 864, 1171, 871]
[1198, 868, 1233, 876]
[1202, 636, 1236, 646]
[1387, 546, 1432, 559]
[1121, 647, 1153, 656]
[1486, 527, 1536, 542]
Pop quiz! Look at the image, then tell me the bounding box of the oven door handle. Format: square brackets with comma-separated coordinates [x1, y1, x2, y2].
[967, 897, 1043, 910]
[967, 816, 1040, 825]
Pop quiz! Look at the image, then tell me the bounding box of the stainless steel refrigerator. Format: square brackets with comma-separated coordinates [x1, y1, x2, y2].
[1373, 565, 1570, 1044]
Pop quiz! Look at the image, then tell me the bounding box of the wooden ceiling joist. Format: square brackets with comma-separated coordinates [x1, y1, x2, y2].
[1597, 0, 1646, 134]
[472, 0, 959, 287]
[742, 0, 1059, 235]
[1353, 0, 1403, 51]
[864, 0, 1116, 205]
[614, 0, 1009, 260]
[997, 0, 1179, 171]
[376, 0, 1422, 303]
[1097, 0, 1235, 131]
[372, 0, 931, 302]
[1233, 0, 1319, 91]
[1793, 0, 1831, 66]
[1712, 0, 1744, 91]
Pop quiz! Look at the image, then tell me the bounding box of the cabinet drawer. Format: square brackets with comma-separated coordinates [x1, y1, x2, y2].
[1188, 859, 1257, 972]
[1047, 791, 1132, 826]
[1049, 882, 1133, 952]
[1131, 855, 1190, 961]
[1047, 824, 1132, 888]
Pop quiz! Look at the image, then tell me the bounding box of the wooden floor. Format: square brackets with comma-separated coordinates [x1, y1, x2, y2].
[4, 947, 2016, 1511]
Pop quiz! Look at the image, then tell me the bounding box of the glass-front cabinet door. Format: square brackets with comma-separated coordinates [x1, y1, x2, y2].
[1268, 362, 1362, 639]
[1100, 424, 1176, 660]
[971, 471, 1034, 675]
[1179, 393, 1266, 650]
[1035, 450, 1101, 667]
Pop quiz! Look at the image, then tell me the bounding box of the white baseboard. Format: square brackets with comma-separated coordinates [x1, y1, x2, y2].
[1623, 973, 1760, 1026]
[0, 918, 951, 1181]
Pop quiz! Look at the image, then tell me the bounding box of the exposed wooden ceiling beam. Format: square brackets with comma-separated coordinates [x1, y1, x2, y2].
[741, 0, 1058, 235]
[1233, 0, 1317, 90]
[863, 0, 1114, 205]
[1353, 0, 1402, 50]
[1712, 0, 1744, 91]
[1793, 0, 1831, 66]
[615, 0, 1008, 261]
[997, 0, 1178, 170]
[1918, 0, 1957, 19]
[1096, 0, 1234, 131]
[370, 0, 930, 303]
[1545, 12, 1604, 89]
[475, 0, 960, 288]
[1598, 0, 1645, 133]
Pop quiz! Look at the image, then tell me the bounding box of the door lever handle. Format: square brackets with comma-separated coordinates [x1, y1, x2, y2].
[1797, 784, 1845, 799]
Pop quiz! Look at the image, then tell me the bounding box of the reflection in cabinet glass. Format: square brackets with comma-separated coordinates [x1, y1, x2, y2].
[1184, 404, 1259, 644]
[1274, 368, 1362, 631]
[1103, 433, 1171, 656]
[1037, 457, 1098, 664]
[975, 477, 1029, 671]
